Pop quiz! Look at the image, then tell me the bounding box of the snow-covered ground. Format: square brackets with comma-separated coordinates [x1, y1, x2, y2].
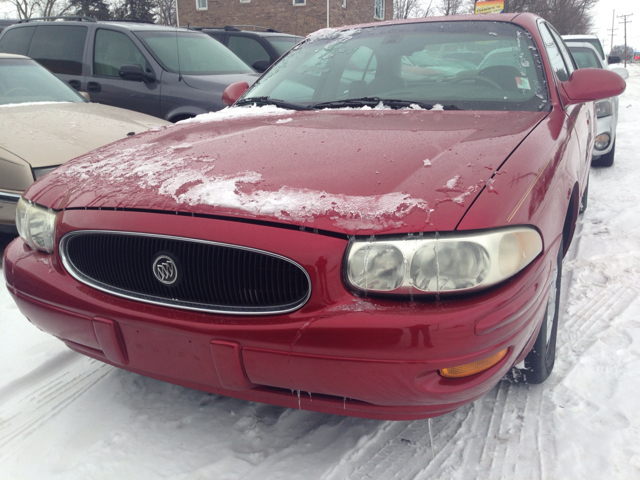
[2, 65, 640, 480]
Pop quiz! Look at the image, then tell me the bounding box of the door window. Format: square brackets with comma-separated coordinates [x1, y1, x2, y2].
[94, 29, 149, 77]
[539, 23, 570, 82]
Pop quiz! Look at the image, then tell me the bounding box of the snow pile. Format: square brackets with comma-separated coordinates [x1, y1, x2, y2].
[178, 104, 295, 125]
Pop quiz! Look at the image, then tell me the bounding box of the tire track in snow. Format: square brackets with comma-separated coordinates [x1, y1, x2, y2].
[561, 273, 639, 360]
[322, 417, 458, 480]
[0, 356, 112, 458]
[321, 239, 586, 480]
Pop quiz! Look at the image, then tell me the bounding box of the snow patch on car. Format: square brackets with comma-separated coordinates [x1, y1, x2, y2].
[159, 171, 432, 227]
[178, 104, 295, 125]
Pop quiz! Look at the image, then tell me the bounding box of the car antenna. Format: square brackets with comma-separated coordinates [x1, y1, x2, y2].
[176, 23, 183, 82]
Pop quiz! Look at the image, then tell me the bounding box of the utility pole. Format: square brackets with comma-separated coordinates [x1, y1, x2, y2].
[618, 13, 633, 67]
[608, 10, 617, 54]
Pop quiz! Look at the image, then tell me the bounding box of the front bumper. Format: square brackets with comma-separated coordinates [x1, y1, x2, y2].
[594, 114, 614, 157]
[3, 210, 554, 420]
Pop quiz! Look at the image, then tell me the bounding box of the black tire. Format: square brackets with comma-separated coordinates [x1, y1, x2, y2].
[509, 239, 562, 384]
[592, 141, 615, 167]
[579, 176, 589, 214]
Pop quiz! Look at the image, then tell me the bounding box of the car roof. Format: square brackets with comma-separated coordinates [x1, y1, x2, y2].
[8, 18, 204, 34]
[195, 26, 301, 38]
[0, 53, 29, 60]
[562, 34, 599, 40]
[316, 12, 528, 34]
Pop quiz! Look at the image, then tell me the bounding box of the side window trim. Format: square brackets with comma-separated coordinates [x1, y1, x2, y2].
[546, 24, 576, 76]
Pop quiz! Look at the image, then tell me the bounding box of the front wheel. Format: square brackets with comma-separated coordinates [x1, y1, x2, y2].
[592, 141, 615, 167]
[509, 239, 562, 384]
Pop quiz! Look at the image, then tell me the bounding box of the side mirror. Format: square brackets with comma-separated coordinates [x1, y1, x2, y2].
[559, 68, 626, 106]
[611, 67, 629, 80]
[119, 64, 156, 83]
[222, 81, 249, 106]
[607, 55, 621, 65]
[252, 60, 271, 73]
[79, 91, 91, 102]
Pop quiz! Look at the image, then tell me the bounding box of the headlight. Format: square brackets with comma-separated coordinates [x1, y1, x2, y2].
[345, 227, 542, 295]
[15, 198, 57, 253]
[595, 99, 612, 118]
[32, 165, 60, 181]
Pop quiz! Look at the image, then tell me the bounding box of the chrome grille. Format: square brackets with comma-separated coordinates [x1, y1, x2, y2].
[60, 231, 311, 315]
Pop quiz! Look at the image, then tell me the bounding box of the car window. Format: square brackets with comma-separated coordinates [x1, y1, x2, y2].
[0, 26, 36, 55]
[94, 29, 149, 77]
[585, 38, 605, 60]
[569, 47, 602, 69]
[539, 23, 570, 82]
[266, 36, 302, 57]
[228, 36, 270, 66]
[136, 31, 253, 75]
[249, 21, 548, 111]
[27, 25, 87, 76]
[547, 25, 575, 76]
[0, 58, 86, 105]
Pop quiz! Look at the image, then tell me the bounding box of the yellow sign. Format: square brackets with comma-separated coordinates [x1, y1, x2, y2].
[475, 0, 505, 14]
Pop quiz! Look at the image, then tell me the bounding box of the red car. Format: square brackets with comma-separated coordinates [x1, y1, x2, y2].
[3, 13, 625, 420]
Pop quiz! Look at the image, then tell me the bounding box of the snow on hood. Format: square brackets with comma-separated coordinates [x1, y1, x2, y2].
[25, 107, 547, 235]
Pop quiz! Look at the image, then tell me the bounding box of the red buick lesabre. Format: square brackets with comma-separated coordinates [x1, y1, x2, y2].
[3, 13, 625, 420]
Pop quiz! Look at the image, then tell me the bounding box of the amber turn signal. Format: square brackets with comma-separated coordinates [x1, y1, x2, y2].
[440, 349, 509, 379]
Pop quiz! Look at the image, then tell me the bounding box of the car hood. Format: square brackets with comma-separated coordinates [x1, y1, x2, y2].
[180, 72, 259, 92]
[26, 107, 547, 235]
[0, 102, 169, 168]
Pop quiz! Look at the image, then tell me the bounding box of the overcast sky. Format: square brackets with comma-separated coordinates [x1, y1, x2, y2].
[0, 0, 637, 49]
[592, 0, 638, 51]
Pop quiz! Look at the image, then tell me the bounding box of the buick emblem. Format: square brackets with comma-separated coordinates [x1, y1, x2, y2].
[152, 255, 178, 285]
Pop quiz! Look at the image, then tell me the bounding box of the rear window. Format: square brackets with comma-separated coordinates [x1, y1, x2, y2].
[0, 26, 36, 56]
[28, 25, 87, 76]
[266, 36, 302, 57]
[569, 47, 602, 69]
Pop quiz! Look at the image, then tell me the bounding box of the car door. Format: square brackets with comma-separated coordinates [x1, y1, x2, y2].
[539, 22, 591, 185]
[88, 28, 161, 118]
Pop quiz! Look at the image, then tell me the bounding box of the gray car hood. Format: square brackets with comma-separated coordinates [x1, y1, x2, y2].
[0, 102, 169, 168]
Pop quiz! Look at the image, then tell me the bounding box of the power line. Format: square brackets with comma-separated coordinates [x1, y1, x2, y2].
[618, 13, 633, 67]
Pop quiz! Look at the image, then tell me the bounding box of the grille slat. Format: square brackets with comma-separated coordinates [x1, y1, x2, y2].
[60, 231, 311, 315]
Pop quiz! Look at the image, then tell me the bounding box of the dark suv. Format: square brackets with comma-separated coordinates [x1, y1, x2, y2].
[197, 26, 303, 72]
[0, 17, 259, 121]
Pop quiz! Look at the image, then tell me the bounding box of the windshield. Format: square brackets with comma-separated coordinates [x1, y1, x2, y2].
[136, 31, 253, 75]
[568, 46, 602, 69]
[0, 58, 86, 106]
[243, 21, 549, 112]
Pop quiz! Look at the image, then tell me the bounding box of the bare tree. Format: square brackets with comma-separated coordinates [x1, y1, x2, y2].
[436, 0, 465, 15]
[1, 0, 70, 19]
[394, 0, 421, 19]
[154, 0, 175, 26]
[503, 0, 598, 35]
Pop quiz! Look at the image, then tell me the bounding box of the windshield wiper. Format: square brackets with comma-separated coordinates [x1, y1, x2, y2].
[235, 96, 308, 110]
[311, 98, 460, 110]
